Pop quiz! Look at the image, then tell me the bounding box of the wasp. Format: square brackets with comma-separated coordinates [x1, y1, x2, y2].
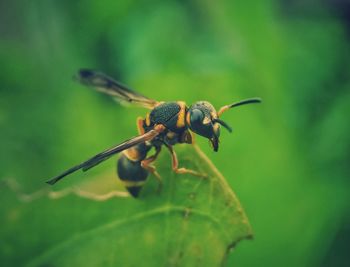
[47, 69, 261, 197]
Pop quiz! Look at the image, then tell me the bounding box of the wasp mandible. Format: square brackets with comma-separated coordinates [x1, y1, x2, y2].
[46, 69, 261, 197]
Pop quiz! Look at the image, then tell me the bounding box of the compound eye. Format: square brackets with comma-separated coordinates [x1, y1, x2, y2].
[190, 109, 204, 125]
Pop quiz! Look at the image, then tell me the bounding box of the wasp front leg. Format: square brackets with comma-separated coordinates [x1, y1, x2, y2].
[165, 144, 207, 178]
[141, 146, 162, 191]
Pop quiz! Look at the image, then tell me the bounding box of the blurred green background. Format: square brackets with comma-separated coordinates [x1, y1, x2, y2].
[1, 0, 349, 266]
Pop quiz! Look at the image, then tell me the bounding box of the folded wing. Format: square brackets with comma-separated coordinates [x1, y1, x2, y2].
[46, 129, 161, 185]
[77, 69, 159, 109]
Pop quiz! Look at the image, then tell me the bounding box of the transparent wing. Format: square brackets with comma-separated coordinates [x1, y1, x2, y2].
[46, 129, 161, 185]
[76, 69, 159, 109]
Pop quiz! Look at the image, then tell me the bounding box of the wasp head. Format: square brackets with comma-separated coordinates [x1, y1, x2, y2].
[186, 101, 230, 152]
[186, 98, 261, 152]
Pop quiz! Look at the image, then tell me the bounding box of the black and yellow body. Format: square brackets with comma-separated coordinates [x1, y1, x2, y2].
[116, 100, 235, 197]
[119, 101, 192, 197]
[46, 69, 261, 198]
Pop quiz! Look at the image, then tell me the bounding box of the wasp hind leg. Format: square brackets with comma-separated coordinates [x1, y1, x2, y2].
[141, 146, 163, 192]
[165, 144, 207, 178]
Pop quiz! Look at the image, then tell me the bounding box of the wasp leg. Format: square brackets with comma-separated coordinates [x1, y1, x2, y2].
[136, 117, 145, 135]
[165, 144, 207, 178]
[141, 147, 162, 191]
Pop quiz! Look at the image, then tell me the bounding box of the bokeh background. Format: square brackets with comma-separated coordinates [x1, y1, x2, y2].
[1, 0, 349, 266]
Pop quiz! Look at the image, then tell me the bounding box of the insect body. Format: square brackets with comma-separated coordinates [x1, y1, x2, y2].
[47, 69, 261, 197]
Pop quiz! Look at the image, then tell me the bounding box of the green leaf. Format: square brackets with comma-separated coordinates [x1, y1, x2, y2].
[1, 145, 252, 267]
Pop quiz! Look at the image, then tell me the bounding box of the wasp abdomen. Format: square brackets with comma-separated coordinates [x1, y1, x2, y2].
[117, 142, 151, 198]
[117, 155, 148, 198]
